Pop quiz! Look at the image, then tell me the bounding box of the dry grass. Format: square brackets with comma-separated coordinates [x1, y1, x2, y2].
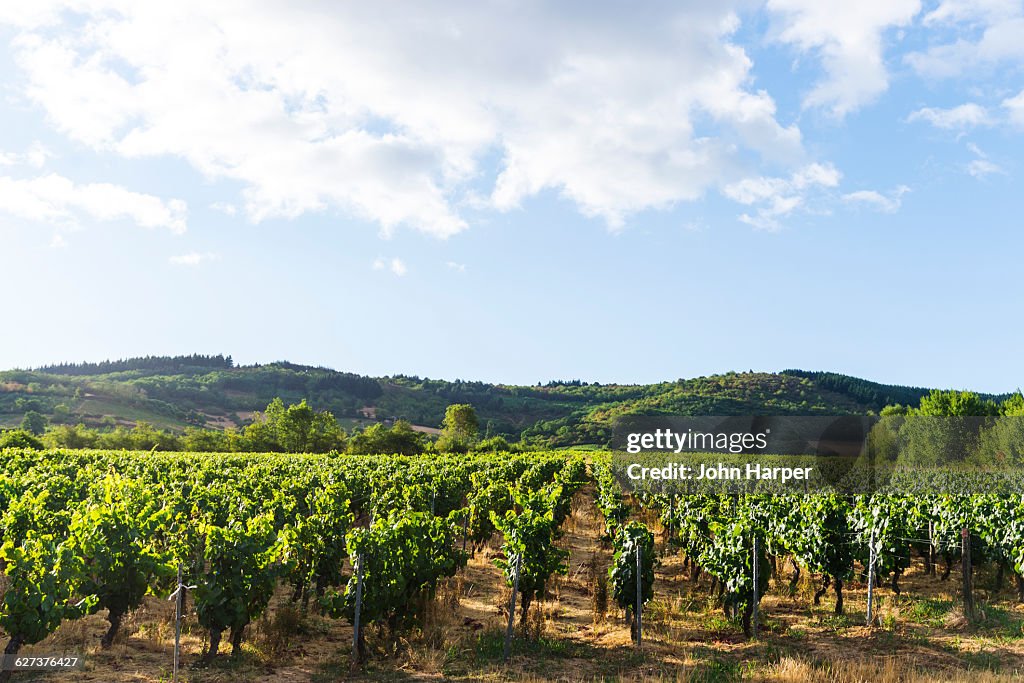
[460, 655, 1021, 683]
[252, 602, 302, 658]
[764, 656, 1019, 682]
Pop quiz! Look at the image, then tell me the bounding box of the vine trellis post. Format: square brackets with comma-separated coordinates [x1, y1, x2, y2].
[167, 565, 196, 683]
[503, 552, 522, 661]
[866, 529, 876, 626]
[352, 553, 365, 664]
[962, 528, 974, 622]
[752, 535, 760, 638]
[635, 543, 643, 648]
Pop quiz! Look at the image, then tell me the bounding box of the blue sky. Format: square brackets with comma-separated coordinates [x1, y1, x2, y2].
[1, 1, 1022, 392]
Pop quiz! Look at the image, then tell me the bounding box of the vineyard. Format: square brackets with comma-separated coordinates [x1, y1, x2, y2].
[2, 448, 1024, 681]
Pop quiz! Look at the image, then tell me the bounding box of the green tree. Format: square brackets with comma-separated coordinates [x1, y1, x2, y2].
[241, 399, 285, 452]
[241, 419, 280, 452]
[976, 393, 1024, 465]
[1001, 393, 1024, 417]
[347, 421, 423, 455]
[52, 403, 72, 423]
[437, 404, 479, 453]
[880, 404, 909, 417]
[915, 390, 997, 417]
[97, 426, 133, 450]
[308, 410, 347, 452]
[278, 400, 316, 452]
[899, 390, 998, 464]
[239, 398, 345, 453]
[275, 400, 345, 453]
[472, 435, 513, 452]
[264, 396, 287, 426]
[866, 414, 902, 462]
[20, 410, 47, 436]
[0, 430, 44, 450]
[13, 398, 42, 413]
[49, 423, 99, 449]
[128, 421, 179, 450]
[182, 426, 230, 452]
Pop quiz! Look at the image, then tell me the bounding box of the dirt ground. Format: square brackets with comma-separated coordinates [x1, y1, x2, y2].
[13, 488, 1024, 682]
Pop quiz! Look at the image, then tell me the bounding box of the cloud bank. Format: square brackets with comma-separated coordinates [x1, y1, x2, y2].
[2, 1, 811, 236]
[0, 172, 187, 232]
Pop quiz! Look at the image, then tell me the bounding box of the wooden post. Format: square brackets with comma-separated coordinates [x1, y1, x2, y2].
[752, 535, 760, 637]
[352, 554, 365, 663]
[635, 544, 643, 648]
[962, 527, 974, 622]
[504, 553, 521, 661]
[866, 529, 876, 626]
[929, 521, 936, 576]
[462, 510, 469, 553]
[668, 494, 675, 541]
[430, 488, 436, 516]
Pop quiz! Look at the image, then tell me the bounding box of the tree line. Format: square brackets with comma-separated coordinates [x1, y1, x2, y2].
[0, 400, 517, 455]
[867, 389, 1024, 466]
[32, 354, 235, 375]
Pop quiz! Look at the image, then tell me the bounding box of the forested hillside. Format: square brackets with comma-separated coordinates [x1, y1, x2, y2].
[0, 355, 995, 446]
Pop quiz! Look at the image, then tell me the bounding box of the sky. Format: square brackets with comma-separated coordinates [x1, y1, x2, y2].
[0, 1, 1022, 392]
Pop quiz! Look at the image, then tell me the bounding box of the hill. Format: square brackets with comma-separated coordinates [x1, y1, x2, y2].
[0, 355, 992, 446]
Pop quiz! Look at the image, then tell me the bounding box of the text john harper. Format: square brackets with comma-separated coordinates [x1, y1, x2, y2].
[626, 462, 813, 483]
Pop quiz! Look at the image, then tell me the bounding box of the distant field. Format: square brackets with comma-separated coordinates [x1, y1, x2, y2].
[74, 398, 185, 430]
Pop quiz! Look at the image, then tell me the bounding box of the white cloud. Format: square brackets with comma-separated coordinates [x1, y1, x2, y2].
[766, 0, 921, 117]
[907, 103, 990, 129]
[1002, 90, 1024, 127]
[965, 142, 1004, 177]
[922, 0, 1020, 26]
[906, 94, 1024, 132]
[907, 2, 1024, 77]
[0, 142, 53, 168]
[723, 162, 840, 230]
[446, 261, 466, 272]
[0, 172, 187, 232]
[210, 202, 237, 216]
[49, 233, 67, 248]
[842, 185, 909, 212]
[169, 251, 218, 266]
[24, 142, 51, 168]
[967, 158, 1003, 177]
[791, 162, 842, 189]
[0, 2, 810, 236]
[737, 196, 803, 230]
[373, 257, 407, 276]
